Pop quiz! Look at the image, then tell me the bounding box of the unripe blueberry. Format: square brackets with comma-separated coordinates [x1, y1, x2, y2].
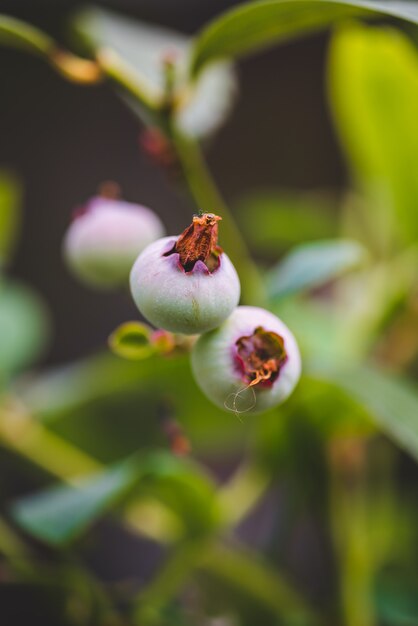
[191, 306, 301, 415]
[130, 213, 240, 335]
[63, 196, 165, 288]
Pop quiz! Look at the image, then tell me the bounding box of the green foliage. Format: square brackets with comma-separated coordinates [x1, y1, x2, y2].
[198, 544, 316, 625]
[12, 457, 140, 545]
[329, 23, 418, 251]
[0, 14, 53, 55]
[72, 6, 170, 110]
[72, 6, 236, 137]
[238, 190, 337, 254]
[11, 451, 218, 546]
[0, 280, 49, 377]
[268, 238, 368, 300]
[19, 353, 253, 461]
[0, 171, 21, 269]
[190, 0, 418, 77]
[308, 362, 418, 461]
[375, 571, 418, 626]
[0, 171, 50, 383]
[1, 4, 418, 626]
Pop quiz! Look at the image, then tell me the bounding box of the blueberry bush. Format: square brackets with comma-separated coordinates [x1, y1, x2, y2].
[1, 2, 418, 625]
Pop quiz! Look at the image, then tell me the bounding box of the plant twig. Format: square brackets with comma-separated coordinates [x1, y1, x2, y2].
[171, 131, 267, 306]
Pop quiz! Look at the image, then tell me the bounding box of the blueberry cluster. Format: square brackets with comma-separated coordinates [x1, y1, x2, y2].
[64, 198, 301, 414]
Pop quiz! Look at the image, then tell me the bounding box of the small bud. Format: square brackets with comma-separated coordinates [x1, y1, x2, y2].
[140, 128, 177, 170]
[191, 306, 301, 415]
[130, 213, 240, 335]
[63, 196, 165, 289]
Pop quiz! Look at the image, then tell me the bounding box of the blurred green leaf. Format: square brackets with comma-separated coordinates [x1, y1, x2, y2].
[307, 362, 418, 461]
[190, 0, 418, 77]
[238, 190, 337, 255]
[375, 571, 418, 626]
[12, 458, 137, 545]
[18, 353, 254, 461]
[328, 24, 418, 249]
[272, 297, 350, 361]
[108, 321, 153, 360]
[73, 6, 236, 137]
[0, 280, 49, 376]
[0, 172, 21, 269]
[0, 14, 53, 55]
[11, 451, 218, 546]
[136, 456, 219, 537]
[73, 6, 175, 108]
[267, 239, 368, 300]
[19, 353, 170, 421]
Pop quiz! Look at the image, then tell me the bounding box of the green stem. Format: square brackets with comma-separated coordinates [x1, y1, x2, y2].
[217, 460, 270, 526]
[0, 516, 30, 564]
[133, 539, 317, 626]
[133, 540, 207, 625]
[201, 544, 318, 625]
[97, 48, 162, 113]
[329, 440, 376, 626]
[0, 396, 102, 478]
[172, 130, 267, 306]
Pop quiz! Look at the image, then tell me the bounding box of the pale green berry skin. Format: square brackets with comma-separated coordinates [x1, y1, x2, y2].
[130, 236, 240, 335]
[191, 306, 301, 415]
[64, 198, 165, 289]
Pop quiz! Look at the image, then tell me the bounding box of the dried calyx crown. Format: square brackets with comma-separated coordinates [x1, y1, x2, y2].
[235, 326, 288, 388]
[71, 181, 121, 221]
[165, 212, 223, 273]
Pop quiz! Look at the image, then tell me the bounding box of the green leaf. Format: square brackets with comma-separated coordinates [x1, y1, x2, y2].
[375, 571, 418, 626]
[73, 6, 176, 107]
[0, 171, 21, 269]
[0, 280, 49, 376]
[73, 6, 236, 137]
[11, 451, 218, 545]
[307, 361, 418, 461]
[12, 457, 138, 545]
[19, 352, 254, 461]
[0, 14, 103, 86]
[0, 14, 53, 56]
[238, 190, 337, 255]
[108, 321, 154, 360]
[190, 0, 418, 77]
[328, 24, 418, 249]
[271, 297, 352, 361]
[267, 238, 368, 299]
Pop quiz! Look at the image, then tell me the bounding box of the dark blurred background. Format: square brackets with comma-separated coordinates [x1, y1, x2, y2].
[0, 0, 345, 365]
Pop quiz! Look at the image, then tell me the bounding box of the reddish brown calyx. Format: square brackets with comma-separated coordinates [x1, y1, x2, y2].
[235, 326, 288, 387]
[167, 213, 223, 273]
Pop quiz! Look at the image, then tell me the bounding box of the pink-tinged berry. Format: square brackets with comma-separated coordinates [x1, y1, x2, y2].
[130, 213, 240, 335]
[63, 196, 165, 288]
[191, 306, 301, 415]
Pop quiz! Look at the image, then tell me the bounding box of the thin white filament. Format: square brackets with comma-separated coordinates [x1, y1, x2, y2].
[224, 383, 257, 419]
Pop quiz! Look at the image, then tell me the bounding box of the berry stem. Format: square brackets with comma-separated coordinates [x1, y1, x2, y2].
[171, 130, 268, 306]
[97, 48, 165, 113]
